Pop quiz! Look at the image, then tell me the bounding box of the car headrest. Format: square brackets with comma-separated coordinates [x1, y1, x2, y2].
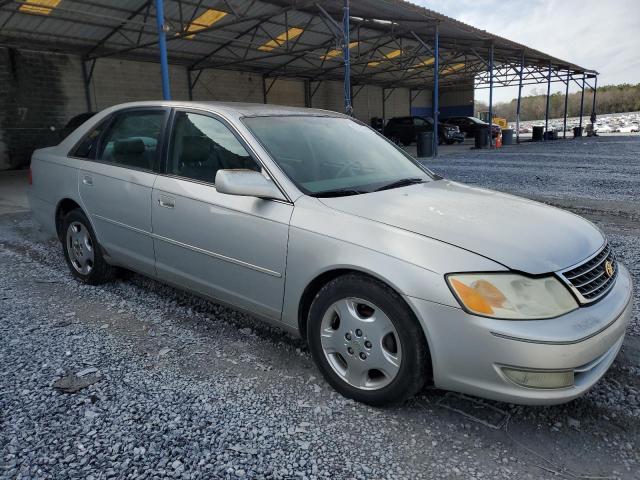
[180, 136, 212, 165]
[114, 138, 146, 155]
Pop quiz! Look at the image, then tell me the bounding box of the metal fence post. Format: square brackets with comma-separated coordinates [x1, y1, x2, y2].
[544, 61, 551, 141]
[515, 51, 524, 144]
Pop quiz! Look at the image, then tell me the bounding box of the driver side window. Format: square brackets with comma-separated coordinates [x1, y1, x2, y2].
[169, 112, 259, 184]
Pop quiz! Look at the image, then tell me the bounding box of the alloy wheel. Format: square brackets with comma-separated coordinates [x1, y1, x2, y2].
[66, 221, 94, 275]
[320, 297, 402, 390]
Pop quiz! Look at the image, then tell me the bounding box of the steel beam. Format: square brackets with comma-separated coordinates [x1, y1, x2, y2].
[81, 60, 93, 111]
[515, 51, 524, 143]
[544, 61, 551, 141]
[433, 23, 439, 157]
[154, 0, 171, 100]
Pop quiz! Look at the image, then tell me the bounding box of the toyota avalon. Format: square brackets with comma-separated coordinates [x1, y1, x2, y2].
[28, 101, 632, 406]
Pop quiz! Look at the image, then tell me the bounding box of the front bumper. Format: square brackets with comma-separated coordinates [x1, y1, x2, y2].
[406, 264, 633, 405]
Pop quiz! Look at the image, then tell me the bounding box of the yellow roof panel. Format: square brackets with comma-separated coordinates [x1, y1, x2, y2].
[367, 49, 402, 68]
[19, 0, 61, 16]
[185, 9, 227, 39]
[320, 42, 359, 60]
[258, 28, 304, 52]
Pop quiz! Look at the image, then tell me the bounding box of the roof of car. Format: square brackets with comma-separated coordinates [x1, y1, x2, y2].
[103, 101, 346, 119]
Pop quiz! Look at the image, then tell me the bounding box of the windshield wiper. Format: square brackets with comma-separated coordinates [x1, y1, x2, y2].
[374, 177, 425, 192]
[311, 188, 368, 198]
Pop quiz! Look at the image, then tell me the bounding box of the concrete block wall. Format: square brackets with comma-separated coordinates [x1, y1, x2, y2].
[0, 48, 87, 170]
[439, 84, 474, 117]
[0, 45, 473, 170]
[383, 88, 411, 120]
[410, 90, 433, 118]
[265, 78, 306, 107]
[88, 59, 189, 109]
[192, 69, 263, 103]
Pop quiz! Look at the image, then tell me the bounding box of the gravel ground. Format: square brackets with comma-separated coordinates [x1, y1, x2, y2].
[1, 136, 639, 479]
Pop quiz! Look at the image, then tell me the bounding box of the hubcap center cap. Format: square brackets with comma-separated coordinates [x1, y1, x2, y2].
[347, 339, 363, 354]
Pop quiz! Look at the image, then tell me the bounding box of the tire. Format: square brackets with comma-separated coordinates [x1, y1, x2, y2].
[61, 209, 115, 285]
[389, 134, 401, 146]
[445, 139, 456, 145]
[307, 273, 430, 406]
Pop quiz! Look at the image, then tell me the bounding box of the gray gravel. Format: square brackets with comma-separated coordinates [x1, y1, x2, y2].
[1, 135, 640, 479]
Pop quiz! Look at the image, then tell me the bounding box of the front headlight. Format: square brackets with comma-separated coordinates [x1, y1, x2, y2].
[446, 273, 578, 319]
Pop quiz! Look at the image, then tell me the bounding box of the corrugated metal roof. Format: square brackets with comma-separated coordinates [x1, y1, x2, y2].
[0, 0, 595, 90]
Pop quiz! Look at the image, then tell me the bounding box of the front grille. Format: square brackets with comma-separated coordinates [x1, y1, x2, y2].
[560, 243, 617, 303]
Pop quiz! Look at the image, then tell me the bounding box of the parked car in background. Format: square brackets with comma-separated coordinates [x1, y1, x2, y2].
[383, 116, 465, 146]
[443, 116, 501, 139]
[619, 124, 639, 133]
[28, 101, 632, 407]
[595, 124, 613, 133]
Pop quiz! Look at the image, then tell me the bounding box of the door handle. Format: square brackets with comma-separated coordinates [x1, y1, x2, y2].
[158, 196, 175, 209]
[82, 175, 93, 186]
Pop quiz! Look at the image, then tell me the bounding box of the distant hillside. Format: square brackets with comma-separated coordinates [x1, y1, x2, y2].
[475, 83, 640, 122]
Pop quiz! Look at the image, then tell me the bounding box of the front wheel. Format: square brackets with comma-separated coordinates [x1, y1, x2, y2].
[307, 274, 430, 406]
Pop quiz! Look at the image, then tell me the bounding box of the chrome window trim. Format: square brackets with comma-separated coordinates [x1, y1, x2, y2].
[164, 106, 293, 204]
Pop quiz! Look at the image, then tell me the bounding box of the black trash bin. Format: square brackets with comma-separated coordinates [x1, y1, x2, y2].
[501, 129, 514, 145]
[532, 126, 544, 141]
[417, 131, 434, 157]
[474, 128, 490, 149]
[573, 126, 583, 138]
[544, 130, 558, 141]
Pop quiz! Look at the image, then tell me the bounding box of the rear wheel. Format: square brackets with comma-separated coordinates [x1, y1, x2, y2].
[308, 274, 429, 406]
[62, 209, 114, 285]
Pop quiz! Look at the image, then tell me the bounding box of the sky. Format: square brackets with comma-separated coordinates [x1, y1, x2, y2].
[412, 0, 640, 103]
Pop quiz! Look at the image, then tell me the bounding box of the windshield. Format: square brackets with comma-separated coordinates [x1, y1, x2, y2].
[243, 116, 433, 196]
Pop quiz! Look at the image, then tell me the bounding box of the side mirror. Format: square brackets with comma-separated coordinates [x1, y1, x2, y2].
[215, 169, 286, 201]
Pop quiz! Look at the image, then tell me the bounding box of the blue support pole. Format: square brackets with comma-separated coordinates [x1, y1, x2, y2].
[488, 41, 494, 149]
[155, 0, 171, 100]
[578, 73, 586, 131]
[433, 23, 439, 157]
[342, 0, 352, 115]
[563, 70, 570, 138]
[544, 61, 551, 141]
[515, 52, 524, 144]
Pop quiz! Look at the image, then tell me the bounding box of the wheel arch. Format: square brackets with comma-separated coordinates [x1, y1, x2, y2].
[55, 198, 83, 241]
[297, 267, 433, 379]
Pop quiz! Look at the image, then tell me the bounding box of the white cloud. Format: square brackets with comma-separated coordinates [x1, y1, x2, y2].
[412, 0, 640, 101]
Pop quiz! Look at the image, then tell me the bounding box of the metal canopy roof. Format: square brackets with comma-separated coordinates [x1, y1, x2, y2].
[0, 0, 597, 91]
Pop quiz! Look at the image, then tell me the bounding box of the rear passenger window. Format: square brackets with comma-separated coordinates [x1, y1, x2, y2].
[71, 120, 107, 159]
[97, 110, 165, 170]
[169, 112, 259, 184]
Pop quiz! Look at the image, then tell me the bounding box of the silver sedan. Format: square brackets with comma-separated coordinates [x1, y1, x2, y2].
[28, 101, 633, 406]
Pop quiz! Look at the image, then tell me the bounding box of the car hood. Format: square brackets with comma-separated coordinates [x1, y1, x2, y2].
[318, 180, 604, 274]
